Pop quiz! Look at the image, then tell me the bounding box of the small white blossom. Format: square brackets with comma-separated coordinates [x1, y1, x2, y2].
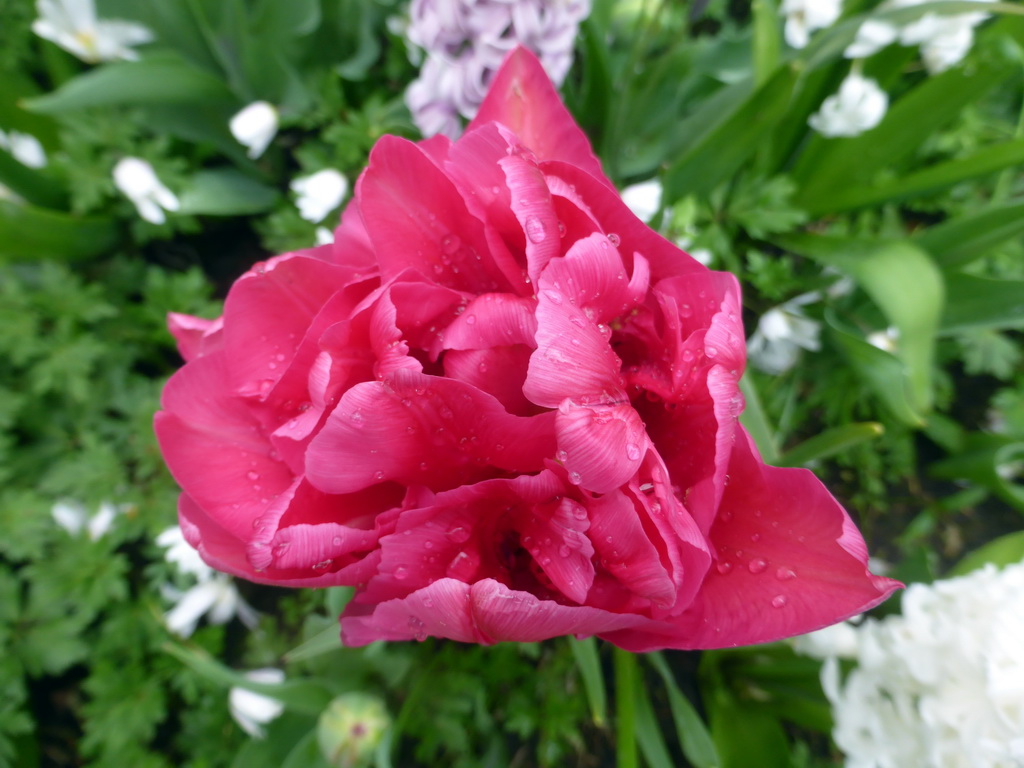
[815, 563, 1024, 768]
[51, 500, 120, 540]
[845, 19, 900, 58]
[687, 248, 714, 267]
[32, 0, 153, 63]
[792, 619, 862, 660]
[781, 0, 843, 49]
[229, 669, 286, 739]
[867, 326, 900, 353]
[621, 179, 663, 223]
[229, 101, 279, 159]
[157, 525, 212, 579]
[808, 73, 888, 138]
[315, 227, 334, 246]
[291, 169, 348, 223]
[0, 129, 47, 168]
[162, 574, 258, 637]
[747, 294, 822, 374]
[112, 157, 179, 224]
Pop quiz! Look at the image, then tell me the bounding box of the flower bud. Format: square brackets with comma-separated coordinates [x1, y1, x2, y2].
[317, 694, 390, 768]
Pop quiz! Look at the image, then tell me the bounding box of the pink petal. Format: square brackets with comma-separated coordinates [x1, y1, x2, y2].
[305, 370, 556, 495]
[500, 153, 561, 284]
[442, 346, 537, 416]
[469, 46, 614, 191]
[441, 293, 537, 350]
[516, 495, 596, 604]
[167, 312, 222, 361]
[222, 254, 355, 398]
[555, 400, 647, 493]
[341, 578, 648, 646]
[543, 160, 708, 281]
[601, 431, 902, 651]
[524, 288, 625, 408]
[357, 135, 517, 295]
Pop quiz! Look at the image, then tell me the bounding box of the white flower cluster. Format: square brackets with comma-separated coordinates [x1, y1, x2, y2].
[157, 526, 258, 637]
[404, 0, 592, 138]
[32, 0, 152, 64]
[846, 0, 996, 74]
[798, 563, 1024, 768]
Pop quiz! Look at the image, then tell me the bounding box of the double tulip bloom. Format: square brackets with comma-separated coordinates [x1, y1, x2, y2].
[155, 48, 898, 651]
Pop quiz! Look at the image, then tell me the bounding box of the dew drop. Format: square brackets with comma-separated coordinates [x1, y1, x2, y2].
[557, 220, 567, 237]
[750, 533, 761, 543]
[775, 567, 797, 581]
[312, 559, 333, 570]
[680, 303, 693, 318]
[373, 470, 385, 480]
[525, 215, 547, 243]
[558, 545, 571, 558]
[332, 536, 343, 546]
[542, 289, 563, 305]
[394, 566, 408, 580]
[572, 507, 588, 521]
[247, 470, 260, 481]
[441, 234, 461, 255]
[748, 558, 768, 574]
[716, 561, 733, 575]
[625, 443, 642, 461]
[568, 471, 583, 485]
[771, 594, 788, 608]
[556, 449, 568, 462]
[465, 314, 477, 325]
[447, 526, 471, 543]
[607, 232, 621, 246]
[706, 346, 718, 358]
[682, 349, 695, 362]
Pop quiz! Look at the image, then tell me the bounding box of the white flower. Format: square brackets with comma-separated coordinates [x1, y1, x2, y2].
[845, 19, 900, 58]
[32, 0, 153, 63]
[112, 157, 179, 224]
[747, 294, 822, 374]
[867, 326, 899, 353]
[792, 620, 862, 660]
[157, 525, 212, 580]
[162, 573, 258, 637]
[315, 227, 334, 246]
[291, 169, 348, 223]
[0, 129, 47, 168]
[229, 101, 279, 159]
[621, 179, 663, 223]
[229, 669, 286, 739]
[808, 72, 888, 137]
[51, 500, 119, 540]
[781, 0, 843, 49]
[687, 248, 714, 267]
[819, 563, 1024, 768]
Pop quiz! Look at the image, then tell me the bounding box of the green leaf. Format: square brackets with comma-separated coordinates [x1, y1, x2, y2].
[778, 235, 944, 418]
[739, 375, 779, 465]
[949, 531, 1024, 576]
[930, 436, 1024, 512]
[178, 168, 280, 216]
[24, 52, 237, 114]
[917, 199, 1024, 270]
[752, 0, 782, 86]
[647, 654, 720, 768]
[0, 150, 67, 209]
[940, 275, 1024, 333]
[634, 683, 675, 768]
[284, 623, 343, 665]
[708, 690, 789, 768]
[568, 636, 606, 727]
[163, 642, 334, 716]
[816, 137, 1024, 213]
[0, 200, 122, 261]
[792, 49, 1013, 214]
[281, 728, 331, 768]
[663, 66, 797, 201]
[778, 423, 885, 467]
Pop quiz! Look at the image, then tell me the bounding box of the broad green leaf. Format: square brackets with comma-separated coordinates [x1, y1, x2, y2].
[708, 690, 789, 768]
[648, 653, 720, 768]
[178, 169, 280, 216]
[778, 422, 885, 467]
[792, 48, 1012, 214]
[917, 199, 1024, 270]
[930, 436, 1024, 512]
[163, 642, 334, 715]
[568, 636, 606, 726]
[229, 714, 320, 768]
[281, 728, 331, 768]
[817, 137, 1024, 213]
[284, 623, 343, 664]
[778, 235, 944, 418]
[739, 375, 779, 465]
[827, 315, 926, 425]
[0, 150, 67, 209]
[752, 0, 782, 86]
[0, 200, 121, 261]
[949, 531, 1024, 576]
[634, 683, 675, 768]
[663, 65, 797, 201]
[940, 275, 1024, 333]
[25, 52, 237, 114]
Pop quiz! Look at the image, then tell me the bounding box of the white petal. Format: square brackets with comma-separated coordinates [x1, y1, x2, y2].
[163, 580, 221, 637]
[620, 179, 663, 223]
[52, 501, 86, 535]
[230, 101, 279, 159]
[229, 669, 286, 739]
[290, 169, 348, 223]
[87, 501, 117, 540]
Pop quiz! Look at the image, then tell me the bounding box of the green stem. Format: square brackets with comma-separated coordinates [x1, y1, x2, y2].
[614, 647, 639, 768]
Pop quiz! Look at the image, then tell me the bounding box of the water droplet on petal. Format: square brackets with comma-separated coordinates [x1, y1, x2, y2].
[748, 558, 767, 574]
[775, 567, 796, 581]
[568, 471, 583, 485]
[525, 215, 547, 243]
[465, 314, 477, 325]
[542, 289, 563, 305]
[441, 234, 461, 255]
[394, 566, 408, 580]
[446, 527, 471, 543]
[373, 470, 385, 480]
[706, 346, 718, 358]
[312, 559, 333, 570]
[771, 595, 788, 608]
[247, 471, 260, 481]
[680, 303, 693, 318]
[556, 449, 568, 462]
[716, 561, 733, 575]
[625, 443, 642, 461]
[607, 232, 621, 246]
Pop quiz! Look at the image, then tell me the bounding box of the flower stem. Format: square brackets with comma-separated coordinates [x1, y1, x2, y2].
[614, 646, 639, 768]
